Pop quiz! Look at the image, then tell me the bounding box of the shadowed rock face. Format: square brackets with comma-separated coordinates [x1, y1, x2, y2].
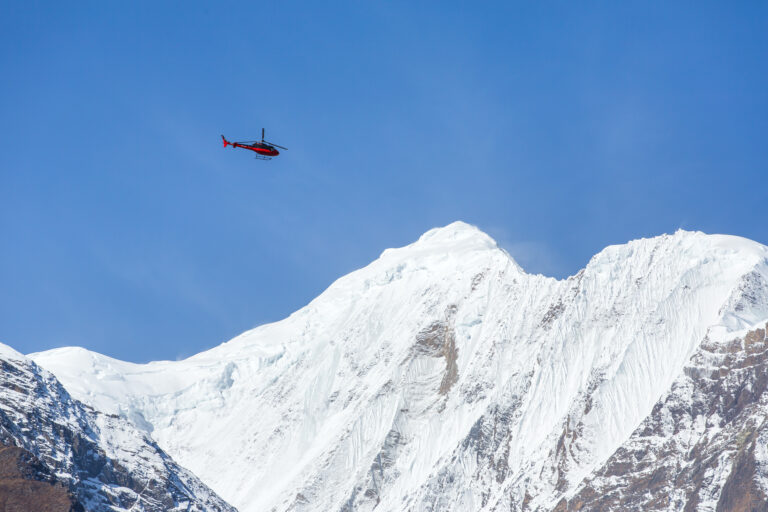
[0, 445, 81, 512]
[557, 323, 768, 512]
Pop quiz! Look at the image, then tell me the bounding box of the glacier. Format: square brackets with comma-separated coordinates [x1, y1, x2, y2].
[29, 221, 768, 511]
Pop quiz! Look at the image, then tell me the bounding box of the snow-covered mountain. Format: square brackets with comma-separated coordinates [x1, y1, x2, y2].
[0, 343, 236, 511]
[28, 222, 768, 511]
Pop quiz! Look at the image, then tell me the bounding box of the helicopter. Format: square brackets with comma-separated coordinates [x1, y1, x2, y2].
[221, 129, 287, 160]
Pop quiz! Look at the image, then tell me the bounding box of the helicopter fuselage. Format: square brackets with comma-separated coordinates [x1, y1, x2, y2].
[233, 142, 279, 157]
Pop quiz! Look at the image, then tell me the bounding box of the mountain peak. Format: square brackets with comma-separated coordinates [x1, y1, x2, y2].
[416, 221, 494, 246]
[586, 229, 768, 274]
[416, 221, 503, 254]
[378, 221, 507, 265]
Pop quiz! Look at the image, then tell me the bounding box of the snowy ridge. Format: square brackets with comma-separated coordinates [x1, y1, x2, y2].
[30, 222, 768, 511]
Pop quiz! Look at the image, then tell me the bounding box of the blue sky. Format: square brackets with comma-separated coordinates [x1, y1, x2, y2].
[2, 2, 767, 362]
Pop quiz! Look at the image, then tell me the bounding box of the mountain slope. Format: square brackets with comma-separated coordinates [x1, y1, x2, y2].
[31, 222, 768, 511]
[0, 343, 236, 511]
[557, 322, 768, 511]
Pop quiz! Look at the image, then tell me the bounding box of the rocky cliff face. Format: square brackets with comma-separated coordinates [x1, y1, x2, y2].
[0, 345, 236, 512]
[28, 223, 768, 511]
[0, 445, 79, 512]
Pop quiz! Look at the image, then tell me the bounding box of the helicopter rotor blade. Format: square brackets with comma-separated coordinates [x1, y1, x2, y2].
[264, 141, 288, 150]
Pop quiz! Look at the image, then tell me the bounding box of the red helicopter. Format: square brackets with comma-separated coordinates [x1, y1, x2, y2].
[221, 129, 287, 160]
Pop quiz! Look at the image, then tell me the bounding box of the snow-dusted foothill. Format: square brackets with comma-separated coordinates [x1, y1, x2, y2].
[30, 222, 768, 511]
[0, 343, 236, 511]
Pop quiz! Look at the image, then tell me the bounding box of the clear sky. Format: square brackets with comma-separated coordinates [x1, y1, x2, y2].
[2, 2, 767, 362]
